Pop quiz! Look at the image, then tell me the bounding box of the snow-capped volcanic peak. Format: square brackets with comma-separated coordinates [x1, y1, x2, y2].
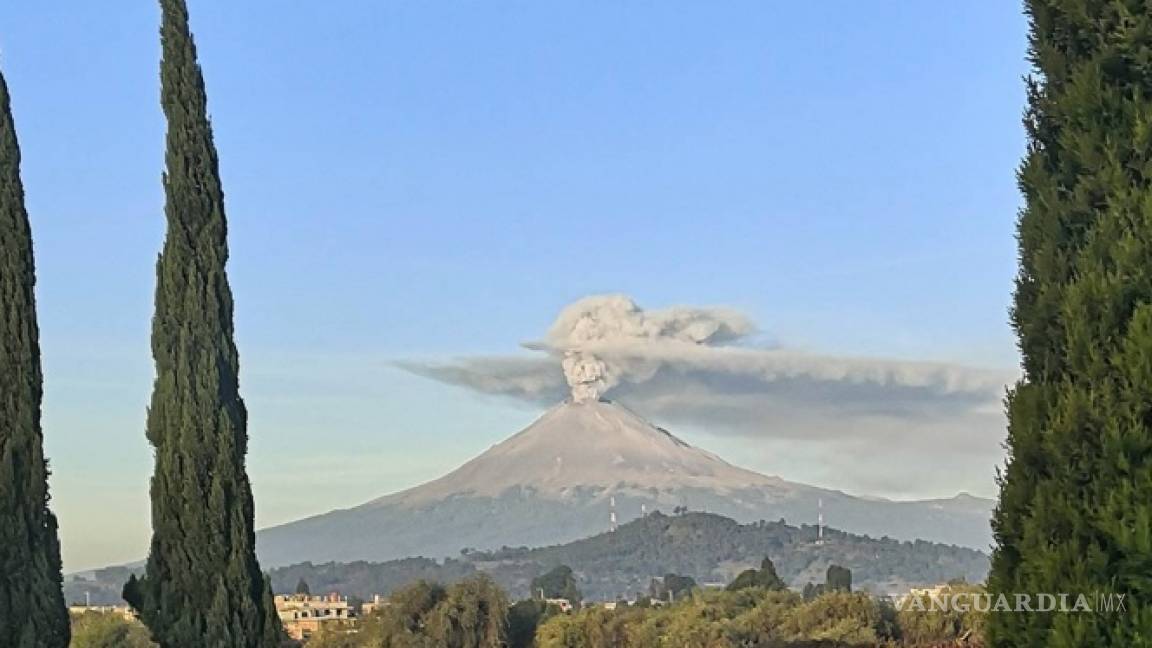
[376, 399, 780, 506]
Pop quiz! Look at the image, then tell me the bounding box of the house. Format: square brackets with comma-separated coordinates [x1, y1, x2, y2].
[544, 597, 574, 613]
[361, 594, 388, 617]
[68, 605, 136, 622]
[274, 593, 353, 641]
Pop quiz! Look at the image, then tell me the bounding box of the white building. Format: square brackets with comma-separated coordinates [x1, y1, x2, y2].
[274, 593, 353, 641]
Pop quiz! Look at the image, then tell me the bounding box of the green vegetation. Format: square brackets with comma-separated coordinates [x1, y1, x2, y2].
[800, 564, 852, 601]
[68, 514, 986, 613]
[255, 513, 987, 607]
[276, 562, 981, 641]
[532, 586, 976, 647]
[897, 582, 984, 647]
[288, 569, 989, 647]
[307, 575, 508, 648]
[727, 557, 787, 592]
[69, 612, 154, 648]
[989, 0, 1152, 644]
[825, 565, 852, 593]
[0, 63, 71, 647]
[365, 579, 446, 644]
[63, 568, 139, 609]
[121, 0, 281, 645]
[470, 512, 986, 601]
[506, 600, 556, 648]
[426, 575, 508, 647]
[244, 512, 991, 613]
[649, 573, 697, 603]
[531, 567, 582, 605]
[268, 558, 477, 607]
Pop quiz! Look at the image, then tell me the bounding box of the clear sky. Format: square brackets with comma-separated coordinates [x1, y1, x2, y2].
[0, 2, 1028, 571]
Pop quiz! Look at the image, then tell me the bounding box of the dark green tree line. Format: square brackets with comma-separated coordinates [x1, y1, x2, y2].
[122, 1, 281, 645]
[0, 64, 71, 647]
[311, 577, 507, 648]
[726, 557, 787, 592]
[531, 566, 582, 605]
[989, 1, 1152, 645]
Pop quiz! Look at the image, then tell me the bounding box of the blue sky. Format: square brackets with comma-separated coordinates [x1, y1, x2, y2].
[0, 2, 1028, 570]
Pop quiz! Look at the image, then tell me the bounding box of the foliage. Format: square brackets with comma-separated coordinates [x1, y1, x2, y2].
[78, 513, 987, 608]
[649, 573, 697, 602]
[507, 599, 551, 648]
[536, 605, 644, 648]
[63, 567, 141, 608]
[825, 566, 852, 593]
[727, 557, 787, 592]
[426, 574, 508, 648]
[368, 579, 447, 644]
[0, 64, 71, 647]
[531, 566, 582, 605]
[303, 625, 367, 648]
[264, 571, 987, 647]
[471, 512, 987, 600]
[267, 558, 476, 606]
[532, 586, 926, 647]
[989, 0, 1152, 644]
[122, 1, 281, 645]
[897, 583, 985, 647]
[779, 592, 882, 645]
[307, 576, 505, 648]
[726, 590, 806, 645]
[70, 612, 154, 648]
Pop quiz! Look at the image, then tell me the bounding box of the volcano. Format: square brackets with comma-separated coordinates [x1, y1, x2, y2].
[256, 400, 993, 566]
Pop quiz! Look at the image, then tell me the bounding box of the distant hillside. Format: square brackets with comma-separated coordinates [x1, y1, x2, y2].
[265, 511, 988, 603]
[67, 511, 988, 606]
[471, 511, 987, 599]
[64, 565, 137, 606]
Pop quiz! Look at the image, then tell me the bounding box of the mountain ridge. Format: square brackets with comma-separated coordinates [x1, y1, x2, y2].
[256, 399, 994, 566]
[65, 510, 990, 605]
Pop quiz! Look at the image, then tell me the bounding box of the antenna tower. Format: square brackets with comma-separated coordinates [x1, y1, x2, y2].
[816, 498, 825, 546]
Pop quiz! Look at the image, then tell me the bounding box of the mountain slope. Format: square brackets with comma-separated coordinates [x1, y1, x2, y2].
[257, 399, 993, 566]
[468, 510, 990, 599]
[373, 400, 790, 504]
[66, 511, 989, 605]
[263, 512, 989, 602]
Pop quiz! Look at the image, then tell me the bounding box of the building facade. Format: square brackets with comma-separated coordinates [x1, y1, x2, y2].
[274, 593, 353, 641]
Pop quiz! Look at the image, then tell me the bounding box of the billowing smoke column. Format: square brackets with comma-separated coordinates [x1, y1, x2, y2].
[561, 352, 610, 403]
[539, 295, 755, 402]
[398, 296, 1013, 500]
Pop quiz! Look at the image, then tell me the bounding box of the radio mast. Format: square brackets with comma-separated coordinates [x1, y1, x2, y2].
[816, 498, 825, 546]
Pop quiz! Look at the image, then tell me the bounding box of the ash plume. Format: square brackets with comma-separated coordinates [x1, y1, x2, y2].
[396, 294, 1015, 497]
[533, 295, 756, 402]
[397, 294, 1014, 471]
[400, 294, 1013, 410]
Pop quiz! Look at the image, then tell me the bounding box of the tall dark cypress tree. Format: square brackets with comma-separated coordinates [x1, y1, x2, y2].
[122, 2, 282, 646]
[989, 2, 1152, 645]
[0, 65, 71, 648]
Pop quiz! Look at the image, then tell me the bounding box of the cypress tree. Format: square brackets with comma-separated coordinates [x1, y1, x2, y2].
[122, 2, 281, 646]
[989, 2, 1152, 645]
[0, 65, 71, 647]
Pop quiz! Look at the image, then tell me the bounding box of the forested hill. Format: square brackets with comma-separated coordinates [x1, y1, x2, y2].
[264, 511, 987, 602]
[67, 511, 989, 605]
[465, 511, 988, 599]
